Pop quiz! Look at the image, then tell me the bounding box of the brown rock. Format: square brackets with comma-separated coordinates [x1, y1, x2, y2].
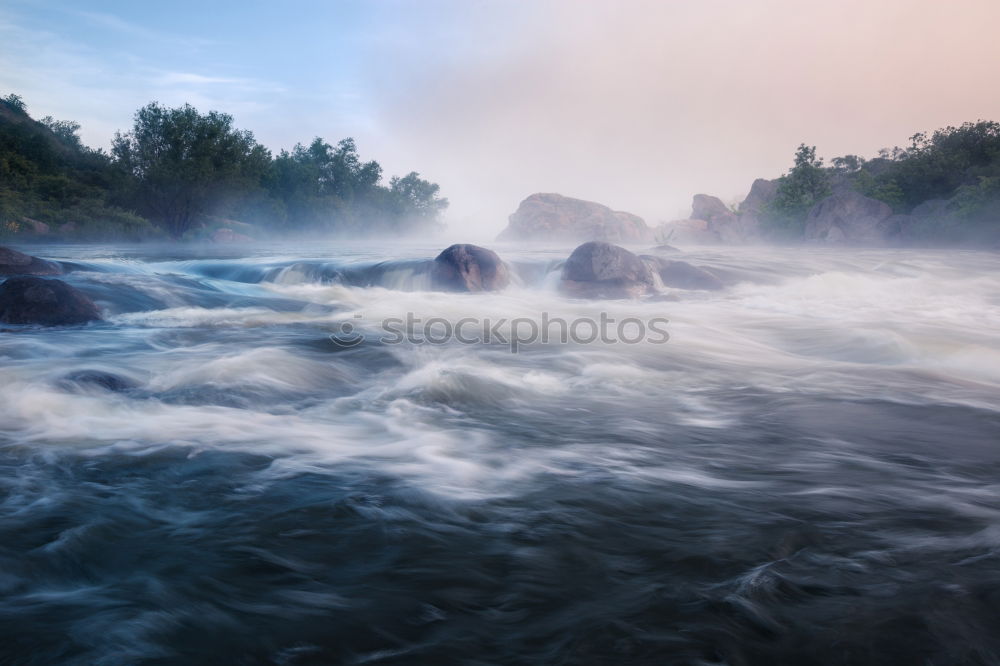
[561, 241, 655, 299]
[691, 194, 731, 222]
[0, 246, 62, 276]
[0, 277, 101, 325]
[499, 193, 652, 243]
[431, 244, 510, 292]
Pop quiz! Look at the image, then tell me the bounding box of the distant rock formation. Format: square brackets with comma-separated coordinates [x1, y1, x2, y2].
[691, 194, 732, 223]
[0, 276, 101, 325]
[0, 246, 62, 276]
[740, 178, 780, 215]
[499, 193, 652, 243]
[431, 244, 510, 292]
[691, 194, 742, 243]
[657, 182, 779, 245]
[561, 241, 655, 299]
[733, 178, 779, 241]
[803, 191, 895, 244]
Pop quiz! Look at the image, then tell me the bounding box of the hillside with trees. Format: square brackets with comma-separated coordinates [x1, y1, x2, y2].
[762, 121, 1000, 244]
[0, 93, 447, 241]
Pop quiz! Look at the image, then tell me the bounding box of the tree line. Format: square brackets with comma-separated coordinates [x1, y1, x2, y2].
[1, 93, 447, 240]
[764, 120, 1000, 241]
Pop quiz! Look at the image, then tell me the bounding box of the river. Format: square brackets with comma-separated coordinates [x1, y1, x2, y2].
[2, 242, 999, 664]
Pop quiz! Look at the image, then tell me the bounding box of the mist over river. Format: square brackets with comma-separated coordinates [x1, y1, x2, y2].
[2, 242, 1000, 665]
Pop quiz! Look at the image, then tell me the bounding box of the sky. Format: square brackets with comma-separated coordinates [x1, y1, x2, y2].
[3, 0, 1000, 237]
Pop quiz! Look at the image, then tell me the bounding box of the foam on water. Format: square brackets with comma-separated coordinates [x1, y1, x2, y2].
[2, 242, 1000, 663]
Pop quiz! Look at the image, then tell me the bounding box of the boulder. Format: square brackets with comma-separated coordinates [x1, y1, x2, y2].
[640, 256, 725, 290]
[911, 199, 953, 219]
[690, 194, 747, 243]
[691, 194, 732, 222]
[0, 277, 101, 325]
[740, 178, 779, 214]
[561, 241, 655, 299]
[733, 178, 780, 243]
[499, 193, 652, 243]
[803, 191, 894, 244]
[211, 228, 254, 243]
[0, 246, 62, 276]
[431, 244, 510, 292]
[22, 218, 50, 236]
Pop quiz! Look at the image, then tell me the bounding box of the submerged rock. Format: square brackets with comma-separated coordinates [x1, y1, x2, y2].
[499, 193, 652, 243]
[0, 246, 62, 276]
[60, 370, 138, 392]
[0, 277, 101, 325]
[431, 244, 511, 292]
[561, 241, 655, 299]
[641, 256, 725, 290]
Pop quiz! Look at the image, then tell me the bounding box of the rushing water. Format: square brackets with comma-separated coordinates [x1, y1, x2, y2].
[1, 242, 999, 665]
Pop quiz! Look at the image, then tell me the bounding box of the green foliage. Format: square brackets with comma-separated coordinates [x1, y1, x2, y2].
[850, 170, 904, 210]
[39, 116, 83, 150]
[764, 144, 831, 236]
[765, 121, 1000, 243]
[1, 94, 26, 112]
[389, 172, 449, 220]
[831, 154, 864, 173]
[954, 175, 1000, 219]
[112, 103, 272, 238]
[873, 121, 1000, 211]
[260, 138, 446, 235]
[1, 92, 449, 241]
[1, 91, 155, 241]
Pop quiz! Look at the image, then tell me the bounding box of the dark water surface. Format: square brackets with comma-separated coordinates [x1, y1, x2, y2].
[2, 243, 999, 665]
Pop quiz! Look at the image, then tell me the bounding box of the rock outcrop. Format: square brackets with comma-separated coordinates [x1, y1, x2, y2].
[431, 244, 511, 292]
[499, 193, 652, 243]
[691, 194, 732, 223]
[640, 256, 725, 290]
[561, 241, 655, 299]
[211, 228, 254, 243]
[658, 187, 770, 245]
[732, 178, 779, 242]
[691, 194, 743, 243]
[740, 178, 779, 216]
[803, 191, 894, 244]
[0, 276, 101, 325]
[0, 246, 62, 276]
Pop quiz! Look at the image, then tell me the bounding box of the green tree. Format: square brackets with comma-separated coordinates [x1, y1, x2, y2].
[389, 172, 448, 220]
[39, 116, 83, 150]
[1, 94, 26, 112]
[766, 144, 831, 234]
[112, 102, 270, 238]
